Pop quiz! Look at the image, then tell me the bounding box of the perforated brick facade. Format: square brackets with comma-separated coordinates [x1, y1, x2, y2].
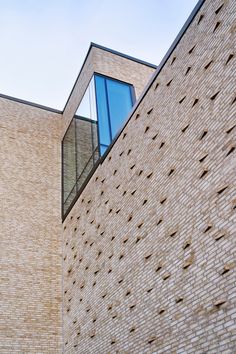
[0, 0, 235, 352]
[0, 43, 155, 352]
[62, 0, 236, 353]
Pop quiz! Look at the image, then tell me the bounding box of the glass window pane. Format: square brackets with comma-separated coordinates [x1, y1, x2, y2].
[100, 144, 109, 155]
[76, 76, 97, 121]
[89, 76, 97, 121]
[62, 74, 135, 216]
[75, 117, 99, 191]
[106, 79, 133, 138]
[62, 118, 77, 211]
[76, 86, 90, 119]
[94, 75, 111, 146]
[75, 118, 93, 177]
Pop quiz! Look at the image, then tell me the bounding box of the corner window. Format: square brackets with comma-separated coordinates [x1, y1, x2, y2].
[62, 74, 135, 217]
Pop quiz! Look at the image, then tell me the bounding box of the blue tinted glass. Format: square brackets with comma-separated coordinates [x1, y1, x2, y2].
[94, 75, 134, 156]
[94, 76, 111, 146]
[100, 144, 109, 155]
[106, 79, 133, 138]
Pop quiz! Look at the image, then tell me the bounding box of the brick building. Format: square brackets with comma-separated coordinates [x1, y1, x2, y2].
[0, 0, 235, 353]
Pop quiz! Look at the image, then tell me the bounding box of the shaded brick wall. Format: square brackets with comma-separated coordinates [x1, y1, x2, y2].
[62, 0, 236, 352]
[0, 99, 62, 353]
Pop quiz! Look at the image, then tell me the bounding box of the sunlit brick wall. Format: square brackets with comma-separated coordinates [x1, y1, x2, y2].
[62, 0, 236, 352]
[0, 99, 62, 353]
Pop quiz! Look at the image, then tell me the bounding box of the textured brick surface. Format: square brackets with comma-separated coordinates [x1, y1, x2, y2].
[0, 29, 154, 354]
[0, 99, 62, 353]
[62, 0, 236, 353]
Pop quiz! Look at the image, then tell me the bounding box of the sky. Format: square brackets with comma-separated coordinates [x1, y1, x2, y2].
[0, 0, 198, 110]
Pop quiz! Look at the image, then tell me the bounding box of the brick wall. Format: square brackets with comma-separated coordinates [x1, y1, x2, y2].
[62, 0, 236, 352]
[0, 99, 62, 353]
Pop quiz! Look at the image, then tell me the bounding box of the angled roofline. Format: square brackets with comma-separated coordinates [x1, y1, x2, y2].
[101, 0, 206, 161]
[0, 43, 156, 114]
[62, 0, 206, 221]
[90, 42, 157, 69]
[0, 0, 204, 121]
[0, 92, 62, 114]
[62, 42, 157, 113]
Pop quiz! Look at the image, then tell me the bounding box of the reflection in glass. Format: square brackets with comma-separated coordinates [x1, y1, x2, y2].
[76, 76, 97, 121]
[95, 76, 111, 149]
[94, 74, 134, 154]
[62, 74, 135, 217]
[63, 117, 99, 215]
[62, 118, 76, 211]
[106, 78, 133, 138]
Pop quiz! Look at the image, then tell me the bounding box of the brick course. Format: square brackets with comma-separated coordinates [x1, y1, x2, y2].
[0, 99, 62, 353]
[62, 0, 236, 352]
[0, 0, 235, 352]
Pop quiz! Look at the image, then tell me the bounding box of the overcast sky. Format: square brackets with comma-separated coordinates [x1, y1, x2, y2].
[0, 0, 198, 110]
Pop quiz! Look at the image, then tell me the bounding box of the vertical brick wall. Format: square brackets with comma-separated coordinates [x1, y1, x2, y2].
[62, 0, 236, 352]
[0, 99, 62, 353]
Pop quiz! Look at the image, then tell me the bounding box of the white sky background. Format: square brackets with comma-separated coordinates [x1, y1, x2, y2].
[0, 0, 198, 110]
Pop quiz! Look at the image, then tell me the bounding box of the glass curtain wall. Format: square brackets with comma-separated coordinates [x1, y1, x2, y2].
[62, 74, 135, 217]
[62, 118, 77, 212]
[62, 77, 99, 215]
